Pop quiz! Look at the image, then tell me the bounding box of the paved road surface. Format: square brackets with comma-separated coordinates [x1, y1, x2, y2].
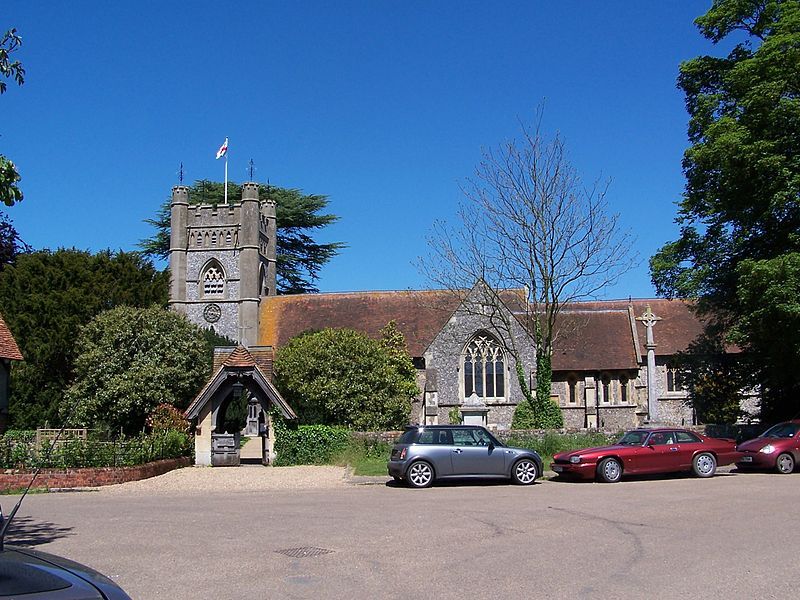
[4, 468, 794, 599]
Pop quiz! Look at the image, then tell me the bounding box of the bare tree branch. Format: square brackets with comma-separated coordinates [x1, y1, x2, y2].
[418, 108, 638, 422]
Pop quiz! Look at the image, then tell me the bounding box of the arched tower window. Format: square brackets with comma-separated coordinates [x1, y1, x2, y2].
[201, 261, 225, 297]
[462, 333, 505, 400]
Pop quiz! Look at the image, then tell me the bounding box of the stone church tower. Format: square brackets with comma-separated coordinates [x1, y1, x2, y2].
[168, 182, 276, 345]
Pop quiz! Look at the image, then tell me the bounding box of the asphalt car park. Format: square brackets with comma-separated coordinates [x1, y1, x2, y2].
[3, 467, 797, 599]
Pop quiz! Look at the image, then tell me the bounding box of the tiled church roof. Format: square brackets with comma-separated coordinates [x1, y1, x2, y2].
[259, 290, 461, 357]
[259, 291, 704, 371]
[551, 308, 640, 371]
[573, 299, 705, 358]
[0, 314, 22, 361]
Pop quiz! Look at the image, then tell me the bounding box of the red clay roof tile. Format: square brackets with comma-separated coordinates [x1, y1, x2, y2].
[0, 314, 22, 361]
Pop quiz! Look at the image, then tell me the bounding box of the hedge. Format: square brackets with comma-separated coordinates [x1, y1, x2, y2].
[0, 430, 192, 469]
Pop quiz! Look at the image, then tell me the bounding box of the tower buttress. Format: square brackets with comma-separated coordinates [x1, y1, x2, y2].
[238, 182, 261, 346]
[169, 185, 190, 313]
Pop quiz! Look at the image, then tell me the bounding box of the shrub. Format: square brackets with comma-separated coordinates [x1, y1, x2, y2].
[146, 403, 190, 434]
[511, 400, 535, 429]
[65, 305, 211, 435]
[272, 424, 351, 466]
[274, 325, 418, 430]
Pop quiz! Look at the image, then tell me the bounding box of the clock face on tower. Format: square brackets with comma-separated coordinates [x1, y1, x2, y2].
[203, 303, 222, 324]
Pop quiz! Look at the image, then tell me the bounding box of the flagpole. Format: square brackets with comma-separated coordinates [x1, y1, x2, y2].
[224, 155, 228, 205]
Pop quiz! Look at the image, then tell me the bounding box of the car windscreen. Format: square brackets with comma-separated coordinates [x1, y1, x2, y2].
[760, 423, 800, 439]
[617, 431, 649, 446]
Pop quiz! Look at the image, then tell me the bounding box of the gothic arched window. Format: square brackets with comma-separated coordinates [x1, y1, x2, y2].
[201, 261, 225, 297]
[463, 333, 505, 400]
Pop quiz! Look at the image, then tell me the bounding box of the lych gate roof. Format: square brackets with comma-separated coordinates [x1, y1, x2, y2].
[0, 314, 22, 361]
[213, 346, 274, 379]
[186, 345, 295, 420]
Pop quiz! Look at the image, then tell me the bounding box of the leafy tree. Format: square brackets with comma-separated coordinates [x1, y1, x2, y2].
[421, 112, 636, 428]
[139, 179, 345, 294]
[274, 326, 418, 430]
[650, 0, 800, 420]
[0, 249, 169, 428]
[0, 28, 25, 206]
[0, 212, 29, 269]
[379, 320, 418, 386]
[65, 306, 211, 435]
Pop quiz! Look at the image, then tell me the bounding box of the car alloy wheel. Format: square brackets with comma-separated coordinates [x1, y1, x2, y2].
[512, 459, 538, 485]
[597, 457, 622, 483]
[406, 461, 434, 488]
[693, 452, 717, 478]
[776, 453, 795, 474]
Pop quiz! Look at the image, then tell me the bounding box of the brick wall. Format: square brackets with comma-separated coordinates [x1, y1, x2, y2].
[0, 457, 191, 492]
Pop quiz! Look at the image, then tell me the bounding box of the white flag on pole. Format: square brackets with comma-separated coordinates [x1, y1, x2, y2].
[215, 137, 229, 160]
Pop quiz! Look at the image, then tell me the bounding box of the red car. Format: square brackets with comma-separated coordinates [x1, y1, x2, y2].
[551, 428, 740, 483]
[736, 421, 800, 474]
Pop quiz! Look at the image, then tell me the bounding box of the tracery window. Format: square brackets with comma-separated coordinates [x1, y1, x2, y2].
[463, 333, 505, 400]
[202, 263, 225, 297]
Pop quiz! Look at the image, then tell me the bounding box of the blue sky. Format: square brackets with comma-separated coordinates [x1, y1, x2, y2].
[3, 2, 716, 299]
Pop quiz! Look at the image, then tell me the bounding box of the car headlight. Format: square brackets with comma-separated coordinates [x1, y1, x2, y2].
[760, 444, 775, 454]
[570, 455, 582, 464]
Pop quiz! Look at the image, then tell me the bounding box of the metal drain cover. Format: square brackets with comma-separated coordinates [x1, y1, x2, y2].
[275, 546, 334, 558]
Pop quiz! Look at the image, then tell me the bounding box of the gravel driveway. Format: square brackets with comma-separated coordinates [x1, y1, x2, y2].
[94, 465, 357, 495]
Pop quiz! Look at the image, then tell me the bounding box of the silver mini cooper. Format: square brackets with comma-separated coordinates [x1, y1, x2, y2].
[387, 425, 543, 488]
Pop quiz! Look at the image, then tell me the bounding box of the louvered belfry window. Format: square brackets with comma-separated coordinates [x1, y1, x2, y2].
[203, 265, 225, 297]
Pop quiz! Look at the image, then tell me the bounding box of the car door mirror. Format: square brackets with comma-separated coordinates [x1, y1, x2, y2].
[488, 441, 495, 451]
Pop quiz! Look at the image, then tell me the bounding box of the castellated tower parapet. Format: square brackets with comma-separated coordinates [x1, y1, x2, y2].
[168, 182, 277, 346]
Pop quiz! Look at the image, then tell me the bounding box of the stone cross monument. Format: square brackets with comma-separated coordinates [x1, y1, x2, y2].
[636, 304, 662, 423]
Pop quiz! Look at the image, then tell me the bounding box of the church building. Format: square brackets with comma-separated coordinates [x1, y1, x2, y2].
[169, 182, 735, 440]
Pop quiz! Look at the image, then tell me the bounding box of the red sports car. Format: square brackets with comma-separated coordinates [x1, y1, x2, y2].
[551, 428, 740, 483]
[736, 420, 800, 474]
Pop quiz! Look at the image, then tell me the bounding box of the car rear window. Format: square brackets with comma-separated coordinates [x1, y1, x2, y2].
[398, 429, 419, 444]
[675, 431, 701, 443]
[398, 428, 453, 445]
